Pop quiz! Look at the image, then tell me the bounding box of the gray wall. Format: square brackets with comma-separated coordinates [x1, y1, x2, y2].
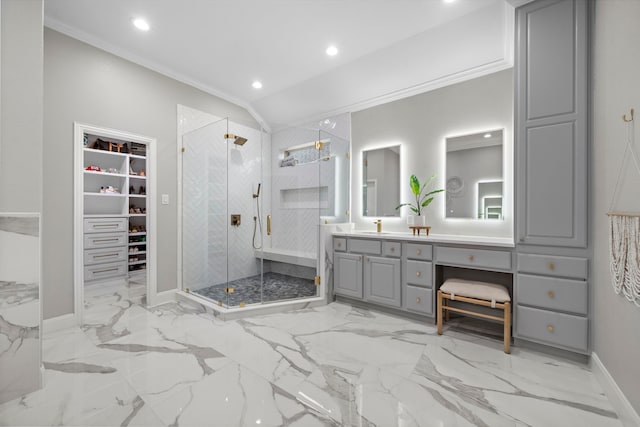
[43, 29, 257, 319]
[0, 0, 43, 212]
[592, 0, 640, 414]
[351, 69, 513, 237]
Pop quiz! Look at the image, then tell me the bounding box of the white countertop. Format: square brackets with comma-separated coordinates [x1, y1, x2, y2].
[332, 230, 515, 248]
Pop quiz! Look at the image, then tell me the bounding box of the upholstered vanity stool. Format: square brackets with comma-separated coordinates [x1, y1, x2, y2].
[437, 278, 512, 354]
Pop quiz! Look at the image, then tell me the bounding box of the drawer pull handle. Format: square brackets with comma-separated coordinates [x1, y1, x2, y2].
[93, 238, 118, 243]
[366, 257, 370, 262]
[416, 249, 422, 255]
[93, 224, 118, 228]
[468, 255, 474, 262]
[390, 247, 395, 252]
[547, 291, 555, 298]
[337, 242, 341, 247]
[416, 271, 421, 277]
[548, 262, 555, 271]
[547, 325, 554, 333]
[94, 254, 118, 259]
[94, 268, 119, 274]
[358, 256, 362, 261]
[416, 297, 421, 303]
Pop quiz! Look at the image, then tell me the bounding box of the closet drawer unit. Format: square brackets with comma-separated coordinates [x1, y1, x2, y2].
[437, 246, 511, 271]
[517, 253, 588, 279]
[348, 239, 381, 255]
[84, 232, 127, 249]
[84, 261, 127, 282]
[83, 217, 127, 234]
[516, 306, 588, 352]
[383, 241, 402, 257]
[406, 260, 432, 287]
[405, 243, 432, 260]
[405, 286, 433, 315]
[334, 238, 347, 252]
[518, 274, 588, 315]
[84, 246, 127, 266]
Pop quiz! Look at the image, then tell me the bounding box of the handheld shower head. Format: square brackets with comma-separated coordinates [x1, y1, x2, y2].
[253, 183, 261, 199]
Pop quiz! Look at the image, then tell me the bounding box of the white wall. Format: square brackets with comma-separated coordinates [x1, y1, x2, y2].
[0, 0, 43, 212]
[351, 69, 513, 236]
[592, 0, 640, 415]
[43, 29, 257, 319]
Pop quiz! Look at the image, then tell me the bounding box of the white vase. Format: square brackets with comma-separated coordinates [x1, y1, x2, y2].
[408, 215, 428, 227]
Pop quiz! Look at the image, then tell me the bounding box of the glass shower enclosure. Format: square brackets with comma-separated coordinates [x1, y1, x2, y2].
[181, 118, 347, 309]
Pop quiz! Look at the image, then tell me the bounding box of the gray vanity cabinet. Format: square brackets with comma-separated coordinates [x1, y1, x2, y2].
[514, 0, 591, 355]
[403, 243, 434, 315]
[333, 237, 402, 308]
[364, 255, 401, 308]
[515, 0, 588, 248]
[334, 252, 363, 299]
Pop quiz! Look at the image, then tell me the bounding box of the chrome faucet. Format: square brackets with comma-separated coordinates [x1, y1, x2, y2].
[373, 219, 382, 233]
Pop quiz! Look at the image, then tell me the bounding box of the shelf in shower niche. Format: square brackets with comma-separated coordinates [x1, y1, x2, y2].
[280, 186, 328, 209]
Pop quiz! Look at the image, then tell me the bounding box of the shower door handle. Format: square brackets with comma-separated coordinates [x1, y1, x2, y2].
[267, 215, 271, 236]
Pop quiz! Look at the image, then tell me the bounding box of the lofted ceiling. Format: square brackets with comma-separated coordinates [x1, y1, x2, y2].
[44, 0, 514, 131]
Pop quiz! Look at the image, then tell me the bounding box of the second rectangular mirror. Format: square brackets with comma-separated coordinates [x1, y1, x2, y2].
[363, 145, 400, 217]
[446, 129, 503, 219]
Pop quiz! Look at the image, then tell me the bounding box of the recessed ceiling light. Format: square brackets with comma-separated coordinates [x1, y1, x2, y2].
[133, 18, 150, 31]
[484, 133, 492, 138]
[443, 0, 456, 3]
[252, 81, 263, 89]
[326, 45, 338, 56]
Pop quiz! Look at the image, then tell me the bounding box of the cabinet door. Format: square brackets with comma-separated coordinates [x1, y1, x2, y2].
[334, 252, 363, 299]
[515, 0, 588, 247]
[364, 256, 401, 308]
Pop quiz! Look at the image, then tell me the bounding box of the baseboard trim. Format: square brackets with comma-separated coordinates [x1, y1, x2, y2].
[591, 352, 640, 427]
[148, 289, 176, 307]
[43, 313, 76, 334]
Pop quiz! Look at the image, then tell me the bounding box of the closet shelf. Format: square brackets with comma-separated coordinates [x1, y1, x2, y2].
[128, 213, 146, 217]
[128, 260, 147, 266]
[84, 192, 126, 197]
[128, 241, 147, 246]
[129, 175, 147, 180]
[129, 232, 146, 236]
[84, 170, 126, 178]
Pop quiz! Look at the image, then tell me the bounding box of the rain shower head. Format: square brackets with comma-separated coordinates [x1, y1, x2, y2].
[224, 133, 248, 146]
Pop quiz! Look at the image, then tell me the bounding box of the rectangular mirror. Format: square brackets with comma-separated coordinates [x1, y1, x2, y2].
[446, 129, 503, 219]
[362, 145, 400, 217]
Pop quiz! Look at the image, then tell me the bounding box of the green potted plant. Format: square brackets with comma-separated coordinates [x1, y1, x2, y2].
[396, 174, 444, 227]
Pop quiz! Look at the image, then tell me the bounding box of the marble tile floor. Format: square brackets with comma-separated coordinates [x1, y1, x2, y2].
[192, 272, 317, 308]
[0, 281, 622, 427]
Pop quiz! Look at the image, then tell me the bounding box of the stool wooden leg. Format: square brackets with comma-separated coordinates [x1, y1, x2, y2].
[445, 299, 450, 322]
[437, 290, 443, 335]
[504, 301, 511, 354]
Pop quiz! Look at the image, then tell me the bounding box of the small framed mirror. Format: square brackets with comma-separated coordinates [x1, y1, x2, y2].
[362, 145, 400, 217]
[446, 129, 503, 219]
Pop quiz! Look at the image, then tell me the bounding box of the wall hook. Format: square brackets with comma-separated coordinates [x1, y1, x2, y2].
[623, 108, 634, 122]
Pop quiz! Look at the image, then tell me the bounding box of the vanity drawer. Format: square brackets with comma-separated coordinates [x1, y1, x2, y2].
[84, 246, 127, 266]
[348, 239, 381, 255]
[83, 217, 127, 234]
[84, 261, 127, 282]
[405, 243, 432, 260]
[518, 274, 587, 315]
[84, 232, 127, 249]
[516, 306, 588, 352]
[405, 286, 433, 315]
[437, 246, 511, 271]
[334, 238, 346, 252]
[406, 260, 432, 287]
[383, 241, 401, 257]
[517, 253, 588, 279]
